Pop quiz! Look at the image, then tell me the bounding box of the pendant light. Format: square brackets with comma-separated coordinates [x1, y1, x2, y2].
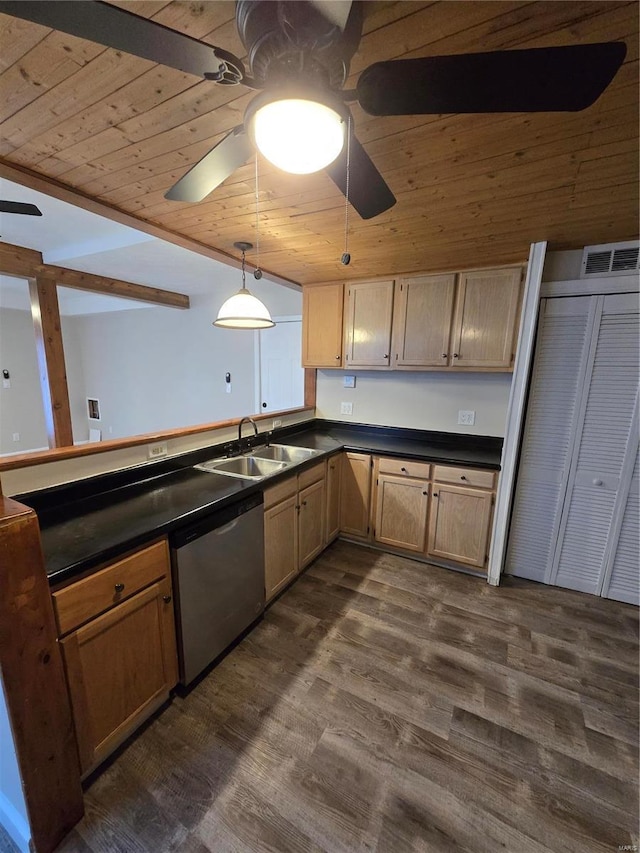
[214, 241, 274, 330]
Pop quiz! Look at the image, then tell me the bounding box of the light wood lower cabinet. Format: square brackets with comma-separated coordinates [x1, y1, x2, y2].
[53, 540, 177, 776]
[264, 462, 326, 601]
[427, 483, 494, 568]
[299, 478, 325, 567]
[374, 473, 430, 552]
[339, 452, 372, 538]
[264, 493, 298, 602]
[325, 454, 342, 544]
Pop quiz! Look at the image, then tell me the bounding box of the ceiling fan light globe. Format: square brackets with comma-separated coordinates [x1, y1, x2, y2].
[251, 98, 345, 174]
[213, 288, 275, 329]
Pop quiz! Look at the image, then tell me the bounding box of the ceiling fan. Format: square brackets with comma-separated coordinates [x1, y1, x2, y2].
[0, 201, 42, 216]
[0, 1, 626, 219]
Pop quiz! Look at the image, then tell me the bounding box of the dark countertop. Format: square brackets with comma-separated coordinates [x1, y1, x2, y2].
[17, 421, 502, 586]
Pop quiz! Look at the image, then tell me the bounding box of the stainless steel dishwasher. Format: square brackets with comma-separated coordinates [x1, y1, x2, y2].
[170, 492, 265, 686]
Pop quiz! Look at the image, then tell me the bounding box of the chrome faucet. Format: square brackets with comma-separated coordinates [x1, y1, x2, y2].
[238, 416, 258, 451]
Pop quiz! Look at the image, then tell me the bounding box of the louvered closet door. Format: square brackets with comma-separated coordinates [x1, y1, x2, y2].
[505, 296, 596, 581]
[552, 294, 639, 594]
[603, 447, 639, 604]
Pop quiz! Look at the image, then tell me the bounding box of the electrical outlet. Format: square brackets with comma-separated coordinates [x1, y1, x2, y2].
[148, 442, 168, 459]
[343, 375, 356, 388]
[340, 402, 353, 415]
[12, 432, 19, 442]
[458, 410, 476, 426]
[272, 418, 282, 429]
[2, 379, 10, 389]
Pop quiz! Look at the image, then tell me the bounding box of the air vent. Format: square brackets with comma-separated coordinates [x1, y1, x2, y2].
[581, 241, 640, 278]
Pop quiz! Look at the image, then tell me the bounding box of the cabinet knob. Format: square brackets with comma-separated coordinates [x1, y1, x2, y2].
[162, 595, 172, 604]
[114, 583, 125, 593]
[433, 492, 439, 497]
[401, 467, 407, 473]
[302, 500, 307, 506]
[423, 491, 428, 496]
[592, 478, 603, 486]
[383, 354, 389, 359]
[460, 475, 467, 480]
[335, 355, 341, 360]
[453, 353, 459, 359]
[441, 353, 448, 358]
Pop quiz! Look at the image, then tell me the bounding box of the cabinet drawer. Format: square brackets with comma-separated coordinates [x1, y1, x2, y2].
[298, 461, 325, 490]
[433, 465, 495, 489]
[378, 457, 431, 479]
[53, 540, 169, 636]
[263, 474, 297, 509]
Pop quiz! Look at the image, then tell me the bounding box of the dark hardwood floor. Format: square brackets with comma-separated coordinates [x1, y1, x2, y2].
[13, 540, 640, 852]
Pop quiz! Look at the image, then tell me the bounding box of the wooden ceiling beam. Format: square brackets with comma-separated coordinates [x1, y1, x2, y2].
[0, 160, 299, 289]
[0, 239, 190, 308]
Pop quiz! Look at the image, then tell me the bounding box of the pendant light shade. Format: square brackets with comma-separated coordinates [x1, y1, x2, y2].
[214, 242, 274, 330]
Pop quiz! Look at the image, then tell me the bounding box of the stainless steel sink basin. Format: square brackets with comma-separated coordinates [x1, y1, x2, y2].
[249, 443, 319, 464]
[195, 456, 287, 480]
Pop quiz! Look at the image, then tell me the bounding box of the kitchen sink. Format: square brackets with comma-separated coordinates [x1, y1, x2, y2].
[249, 443, 320, 464]
[194, 443, 320, 481]
[195, 456, 287, 480]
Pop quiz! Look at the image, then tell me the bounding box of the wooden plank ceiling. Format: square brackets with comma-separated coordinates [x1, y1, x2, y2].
[0, 1, 638, 285]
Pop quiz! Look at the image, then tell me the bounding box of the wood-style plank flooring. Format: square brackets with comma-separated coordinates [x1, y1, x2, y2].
[11, 541, 640, 853]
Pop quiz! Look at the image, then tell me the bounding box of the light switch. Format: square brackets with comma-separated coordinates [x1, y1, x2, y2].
[343, 375, 356, 388]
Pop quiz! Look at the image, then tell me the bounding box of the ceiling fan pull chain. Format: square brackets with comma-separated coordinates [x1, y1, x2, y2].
[253, 153, 263, 280]
[341, 115, 351, 266]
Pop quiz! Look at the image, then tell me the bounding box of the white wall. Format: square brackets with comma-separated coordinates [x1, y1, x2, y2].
[0, 685, 31, 853]
[316, 369, 512, 436]
[0, 308, 48, 455]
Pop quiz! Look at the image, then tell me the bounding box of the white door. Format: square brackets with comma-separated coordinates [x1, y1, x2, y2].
[505, 296, 597, 581]
[551, 294, 639, 594]
[257, 318, 304, 414]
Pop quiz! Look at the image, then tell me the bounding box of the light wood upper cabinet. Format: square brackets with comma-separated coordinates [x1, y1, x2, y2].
[344, 280, 395, 368]
[451, 267, 523, 368]
[392, 274, 456, 367]
[427, 483, 494, 569]
[340, 452, 372, 538]
[302, 283, 344, 367]
[55, 541, 177, 776]
[374, 473, 430, 552]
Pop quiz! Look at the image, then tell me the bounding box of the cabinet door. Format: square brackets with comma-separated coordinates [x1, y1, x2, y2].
[299, 478, 326, 568]
[375, 474, 429, 552]
[302, 283, 344, 367]
[344, 280, 394, 368]
[392, 274, 456, 367]
[451, 267, 522, 368]
[60, 578, 177, 775]
[264, 495, 298, 601]
[325, 455, 342, 544]
[340, 452, 372, 538]
[427, 484, 493, 569]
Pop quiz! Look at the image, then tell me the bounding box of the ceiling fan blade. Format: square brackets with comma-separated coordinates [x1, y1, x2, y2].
[326, 133, 395, 220]
[356, 42, 627, 115]
[0, 1, 243, 81]
[0, 201, 42, 216]
[165, 127, 253, 203]
[308, 0, 353, 31]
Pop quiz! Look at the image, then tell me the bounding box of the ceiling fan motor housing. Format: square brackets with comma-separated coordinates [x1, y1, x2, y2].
[236, 0, 363, 90]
